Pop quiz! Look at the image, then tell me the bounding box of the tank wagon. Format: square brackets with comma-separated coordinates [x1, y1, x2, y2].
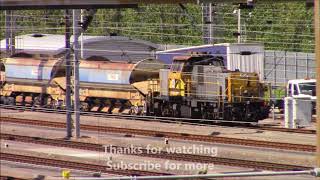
[0, 53, 269, 122]
[146, 54, 270, 122]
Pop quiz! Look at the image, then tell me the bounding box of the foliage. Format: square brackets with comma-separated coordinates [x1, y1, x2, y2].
[0, 2, 315, 53]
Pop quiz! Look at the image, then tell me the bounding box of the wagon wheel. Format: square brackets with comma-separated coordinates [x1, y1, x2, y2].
[7, 97, 16, 106]
[80, 102, 90, 112]
[49, 99, 58, 110]
[0, 96, 6, 104]
[33, 96, 41, 107]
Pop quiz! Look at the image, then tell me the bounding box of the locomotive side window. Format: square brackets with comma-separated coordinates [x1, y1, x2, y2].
[212, 60, 224, 67]
[171, 61, 184, 72]
[288, 83, 292, 96]
[293, 84, 299, 95]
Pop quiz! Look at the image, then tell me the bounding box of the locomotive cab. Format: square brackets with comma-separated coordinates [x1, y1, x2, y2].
[168, 54, 224, 98]
[168, 59, 185, 97]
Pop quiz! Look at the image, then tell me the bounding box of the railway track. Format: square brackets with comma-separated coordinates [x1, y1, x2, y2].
[1, 133, 312, 171]
[1, 152, 170, 177]
[0, 177, 27, 180]
[1, 117, 316, 152]
[81, 110, 317, 135]
[0, 105, 316, 135]
[246, 124, 315, 134]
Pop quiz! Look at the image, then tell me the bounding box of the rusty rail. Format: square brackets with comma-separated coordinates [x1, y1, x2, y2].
[1, 152, 170, 176]
[0, 177, 27, 180]
[0, 106, 316, 135]
[0, 117, 316, 152]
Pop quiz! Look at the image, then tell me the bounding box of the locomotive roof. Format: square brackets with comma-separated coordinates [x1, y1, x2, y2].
[173, 54, 217, 61]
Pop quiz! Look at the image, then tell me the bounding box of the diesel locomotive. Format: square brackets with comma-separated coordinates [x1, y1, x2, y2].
[146, 54, 269, 122]
[0, 53, 270, 122]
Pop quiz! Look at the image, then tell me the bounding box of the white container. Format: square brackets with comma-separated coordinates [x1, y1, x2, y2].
[285, 97, 312, 128]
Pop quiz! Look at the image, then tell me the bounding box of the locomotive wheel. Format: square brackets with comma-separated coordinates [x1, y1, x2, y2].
[161, 107, 169, 117]
[34, 96, 47, 107]
[201, 111, 208, 121]
[248, 112, 257, 122]
[173, 110, 181, 118]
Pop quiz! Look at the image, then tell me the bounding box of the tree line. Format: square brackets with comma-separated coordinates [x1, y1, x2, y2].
[0, 2, 314, 53]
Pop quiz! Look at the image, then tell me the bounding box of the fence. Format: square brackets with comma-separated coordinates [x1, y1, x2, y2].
[264, 50, 316, 87]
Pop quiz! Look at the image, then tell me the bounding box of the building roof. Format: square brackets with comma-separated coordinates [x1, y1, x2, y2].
[214, 43, 264, 47]
[156, 44, 214, 54]
[0, 34, 159, 56]
[156, 43, 264, 55]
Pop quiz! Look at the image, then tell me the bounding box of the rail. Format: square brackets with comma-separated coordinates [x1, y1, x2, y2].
[0, 105, 315, 135]
[1, 152, 170, 176]
[1, 117, 316, 153]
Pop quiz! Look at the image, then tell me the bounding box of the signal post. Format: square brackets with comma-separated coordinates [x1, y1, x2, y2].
[315, 0, 320, 169]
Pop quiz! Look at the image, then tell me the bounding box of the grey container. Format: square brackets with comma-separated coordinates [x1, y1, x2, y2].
[159, 69, 170, 96]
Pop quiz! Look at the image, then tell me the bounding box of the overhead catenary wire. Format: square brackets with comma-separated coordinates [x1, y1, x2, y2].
[0, 3, 314, 104]
[0, 45, 316, 62]
[0, 23, 311, 50]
